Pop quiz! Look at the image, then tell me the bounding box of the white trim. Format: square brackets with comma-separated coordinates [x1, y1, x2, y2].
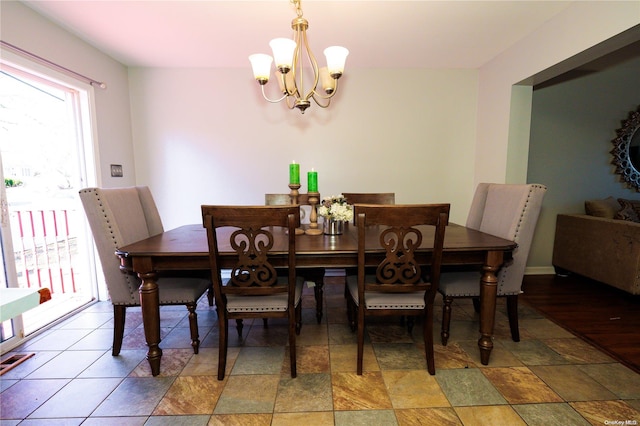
[524, 266, 556, 275]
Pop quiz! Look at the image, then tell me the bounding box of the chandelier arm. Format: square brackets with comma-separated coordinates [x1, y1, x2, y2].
[284, 95, 296, 110]
[310, 95, 331, 109]
[300, 27, 320, 102]
[260, 85, 289, 103]
[289, 30, 305, 99]
[311, 79, 340, 101]
[287, 44, 301, 97]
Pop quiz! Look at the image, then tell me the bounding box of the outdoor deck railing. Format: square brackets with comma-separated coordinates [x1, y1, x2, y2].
[10, 209, 79, 296]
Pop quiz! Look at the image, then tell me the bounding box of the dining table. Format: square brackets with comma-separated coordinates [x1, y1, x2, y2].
[117, 222, 516, 376]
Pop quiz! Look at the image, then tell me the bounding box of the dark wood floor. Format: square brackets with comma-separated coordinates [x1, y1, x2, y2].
[521, 273, 640, 374]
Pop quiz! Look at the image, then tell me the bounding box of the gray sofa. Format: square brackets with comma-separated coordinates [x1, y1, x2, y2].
[552, 196, 640, 295]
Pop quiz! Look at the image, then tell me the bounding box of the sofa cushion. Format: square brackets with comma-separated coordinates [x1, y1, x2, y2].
[584, 196, 620, 218]
[615, 198, 640, 223]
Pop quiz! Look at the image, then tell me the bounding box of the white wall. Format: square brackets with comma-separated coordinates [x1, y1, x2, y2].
[4, 0, 639, 272]
[128, 68, 479, 228]
[1, 1, 136, 188]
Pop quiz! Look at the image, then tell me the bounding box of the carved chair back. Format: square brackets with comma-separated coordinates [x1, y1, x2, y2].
[342, 193, 396, 225]
[202, 205, 299, 300]
[355, 204, 449, 305]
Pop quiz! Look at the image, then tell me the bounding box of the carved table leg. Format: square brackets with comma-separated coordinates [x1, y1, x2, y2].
[478, 250, 503, 365]
[138, 268, 162, 376]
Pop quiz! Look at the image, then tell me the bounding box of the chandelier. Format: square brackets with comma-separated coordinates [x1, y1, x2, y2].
[249, 0, 349, 114]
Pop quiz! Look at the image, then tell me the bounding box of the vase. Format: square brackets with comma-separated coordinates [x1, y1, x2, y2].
[323, 218, 344, 235]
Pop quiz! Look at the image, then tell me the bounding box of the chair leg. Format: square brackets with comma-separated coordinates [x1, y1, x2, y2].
[186, 303, 200, 354]
[295, 303, 302, 335]
[346, 295, 357, 332]
[309, 269, 325, 324]
[424, 305, 436, 375]
[289, 311, 297, 378]
[235, 319, 243, 337]
[506, 295, 520, 342]
[356, 307, 365, 375]
[218, 313, 228, 380]
[344, 278, 348, 299]
[262, 318, 268, 328]
[472, 297, 481, 314]
[441, 296, 453, 346]
[112, 305, 126, 356]
[407, 317, 415, 334]
[207, 285, 214, 306]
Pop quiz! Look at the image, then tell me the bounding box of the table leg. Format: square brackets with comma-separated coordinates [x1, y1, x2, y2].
[139, 270, 162, 376]
[478, 250, 503, 365]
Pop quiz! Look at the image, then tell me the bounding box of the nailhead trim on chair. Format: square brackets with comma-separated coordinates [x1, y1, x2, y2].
[497, 184, 546, 294]
[80, 188, 138, 302]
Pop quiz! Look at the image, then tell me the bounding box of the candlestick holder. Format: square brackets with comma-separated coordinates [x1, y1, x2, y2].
[288, 183, 300, 205]
[288, 183, 305, 235]
[305, 192, 323, 236]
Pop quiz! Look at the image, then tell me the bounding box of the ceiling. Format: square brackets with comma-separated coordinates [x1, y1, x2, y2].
[22, 0, 578, 69]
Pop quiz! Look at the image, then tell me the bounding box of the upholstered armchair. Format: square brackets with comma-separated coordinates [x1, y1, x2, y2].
[439, 183, 547, 345]
[79, 186, 212, 356]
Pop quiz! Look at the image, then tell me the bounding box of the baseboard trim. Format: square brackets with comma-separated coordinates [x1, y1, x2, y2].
[525, 266, 556, 275]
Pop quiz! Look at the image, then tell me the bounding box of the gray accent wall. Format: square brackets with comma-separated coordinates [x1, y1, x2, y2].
[527, 56, 640, 271]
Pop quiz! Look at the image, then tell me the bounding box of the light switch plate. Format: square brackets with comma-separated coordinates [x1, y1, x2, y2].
[110, 164, 123, 177]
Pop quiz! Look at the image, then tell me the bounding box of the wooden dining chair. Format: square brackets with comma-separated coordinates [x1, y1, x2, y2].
[342, 193, 395, 224]
[201, 205, 304, 380]
[438, 183, 547, 345]
[265, 193, 313, 226]
[342, 192, 395, 204]
[346, 203, 450, 375]
[80, 186, 212, 356]
[341, 193, 396, 295]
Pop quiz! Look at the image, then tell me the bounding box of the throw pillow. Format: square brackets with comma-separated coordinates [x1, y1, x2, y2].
[615, 198, 640, 223]
[584, 196, 620, 218]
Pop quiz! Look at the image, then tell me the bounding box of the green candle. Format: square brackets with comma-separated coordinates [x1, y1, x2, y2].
[308, 169, 318, 192]
[289, 161, 300, 185]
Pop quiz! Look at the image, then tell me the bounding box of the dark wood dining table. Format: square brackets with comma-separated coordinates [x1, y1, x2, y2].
[117, 222, 516, 376]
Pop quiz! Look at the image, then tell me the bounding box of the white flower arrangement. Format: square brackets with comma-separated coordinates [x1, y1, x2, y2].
[317, 194, 354, 222]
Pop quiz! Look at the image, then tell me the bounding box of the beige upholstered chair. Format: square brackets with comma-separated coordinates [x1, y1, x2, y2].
[202, 205, 304, 380]
[439, 183, 547, 345]
[346, 204, 450, 375]
[79, 186, 212, 356]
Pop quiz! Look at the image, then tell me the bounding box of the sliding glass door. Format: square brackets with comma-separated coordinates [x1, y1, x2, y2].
[1, 51, 99, 352]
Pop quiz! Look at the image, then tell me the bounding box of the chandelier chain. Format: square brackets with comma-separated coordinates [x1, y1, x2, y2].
[292, 0, 303, 17]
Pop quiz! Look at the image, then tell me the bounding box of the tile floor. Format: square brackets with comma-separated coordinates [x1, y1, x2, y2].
[1, 277, 640, 425]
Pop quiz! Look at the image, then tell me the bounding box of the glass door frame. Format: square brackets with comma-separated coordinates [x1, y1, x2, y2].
[0, 47, 102, 353]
